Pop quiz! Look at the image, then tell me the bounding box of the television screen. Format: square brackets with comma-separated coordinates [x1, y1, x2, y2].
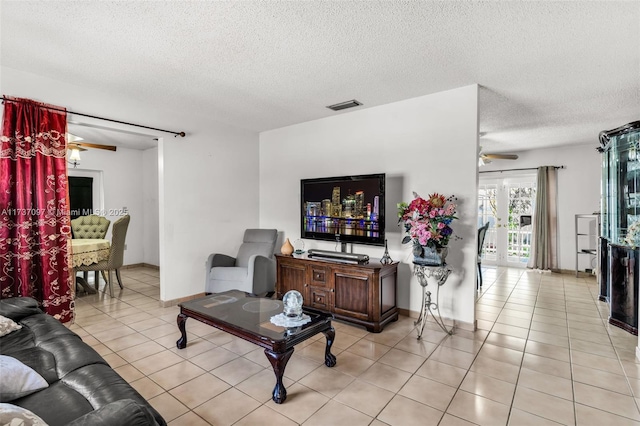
[301, 173, 385, 246]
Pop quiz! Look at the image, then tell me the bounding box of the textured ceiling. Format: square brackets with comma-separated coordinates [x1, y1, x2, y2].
[1, 1, 639, 153]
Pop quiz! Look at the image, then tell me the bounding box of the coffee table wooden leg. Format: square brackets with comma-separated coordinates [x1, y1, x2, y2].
[176, 313, 188, 349]
[264, 348, 294, 404]
[322, 326, 337, 367]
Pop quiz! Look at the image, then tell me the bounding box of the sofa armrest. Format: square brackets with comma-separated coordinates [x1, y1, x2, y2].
[207, 253, 236, 269]
[65, 399, 162, 426]
[205, 253, 236, 286]
[0, 298, 42, 321]
[247, 254, 276, 295]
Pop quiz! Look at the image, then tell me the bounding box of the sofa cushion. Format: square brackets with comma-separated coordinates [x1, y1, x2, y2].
[0, 297, 42, 321]
[13, 380, 95, 426]
[0, 403, 48, 426]
[61, 363, 155, 410]
[0, 297, 167, 426]
[0, 314, 21, 337]
[0, 323, 37, 349]
[7, 347, 60, 384]
[37, 334, 107, 378]
[236, 243, 274, 267]
[20, 314, 80, 342]
[210, 266, 248, 282]
[0, 355, 49, 402]
[66, 399, 160, 426]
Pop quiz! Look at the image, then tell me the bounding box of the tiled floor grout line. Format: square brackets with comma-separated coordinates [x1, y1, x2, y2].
[72, 267, 640, 425]
[576, 280, 629, 419]
[93, 271, 455, 424]
[504, 273, 544, 425]
[561, 276, 579, 425]
[584, 275, 640, 418]
[477, 270, 587, 425]
[438, 268, 524, 425]
[491, 272, 540, 425]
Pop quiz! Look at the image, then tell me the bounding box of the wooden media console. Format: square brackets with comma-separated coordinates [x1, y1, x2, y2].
[275, 254, 398, 332]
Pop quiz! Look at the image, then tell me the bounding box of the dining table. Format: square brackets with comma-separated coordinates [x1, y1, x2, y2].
[71, 238, 110, 294]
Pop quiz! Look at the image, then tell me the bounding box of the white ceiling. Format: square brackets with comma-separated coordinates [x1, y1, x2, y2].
[1, 1, 638, 153]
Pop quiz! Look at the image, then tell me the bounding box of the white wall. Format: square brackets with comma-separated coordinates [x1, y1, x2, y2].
[260, 85, 479, 325]
[159, 122, 259, 301]
[1, 66, 260, 302]
[480, 143, 601, 271]
[142, 147, 159, 266]
[67, 147, 144, 264]
[480, 141, 602, 270]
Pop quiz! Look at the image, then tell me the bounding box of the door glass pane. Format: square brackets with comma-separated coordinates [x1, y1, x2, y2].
[507, 181, 536, 264]
[478, 183, 497, 261]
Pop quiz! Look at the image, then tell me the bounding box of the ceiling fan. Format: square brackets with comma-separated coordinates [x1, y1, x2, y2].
[67, 133, 117, 152]
[67, 134, 117, 168]
[67, 142, 117, 152]
[479, 146, 518, 165]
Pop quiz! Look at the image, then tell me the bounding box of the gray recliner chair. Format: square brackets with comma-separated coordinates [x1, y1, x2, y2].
[205, 229, 278, 295]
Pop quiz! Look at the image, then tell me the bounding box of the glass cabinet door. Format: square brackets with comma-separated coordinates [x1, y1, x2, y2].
[601, 152, 610, 239]
[608, 130, 640, 245]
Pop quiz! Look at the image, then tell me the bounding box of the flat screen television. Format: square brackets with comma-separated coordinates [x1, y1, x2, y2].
[301, 173, 385, 247]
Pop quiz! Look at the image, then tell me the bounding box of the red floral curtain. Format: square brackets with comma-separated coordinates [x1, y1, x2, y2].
[0, 97, 74, 322]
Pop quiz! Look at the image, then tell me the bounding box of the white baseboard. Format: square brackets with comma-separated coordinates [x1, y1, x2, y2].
[398, 308, 476, 332]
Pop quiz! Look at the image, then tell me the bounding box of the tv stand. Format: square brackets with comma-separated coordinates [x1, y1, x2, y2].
[276, 254, 398, 332]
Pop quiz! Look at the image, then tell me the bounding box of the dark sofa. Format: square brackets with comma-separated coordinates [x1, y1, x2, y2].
[0, 297, 166, 426]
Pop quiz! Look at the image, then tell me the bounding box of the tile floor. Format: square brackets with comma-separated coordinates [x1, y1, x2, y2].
[69, 266, 640, 425]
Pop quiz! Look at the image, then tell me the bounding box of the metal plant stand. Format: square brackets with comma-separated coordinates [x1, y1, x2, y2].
[414, 264, 454, 339]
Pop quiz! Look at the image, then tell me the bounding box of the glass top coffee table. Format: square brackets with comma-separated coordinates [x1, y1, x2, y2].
[177, 290, 336, 404]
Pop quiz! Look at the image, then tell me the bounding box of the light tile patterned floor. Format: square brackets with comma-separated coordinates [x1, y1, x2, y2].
[70, 266, 640, 425]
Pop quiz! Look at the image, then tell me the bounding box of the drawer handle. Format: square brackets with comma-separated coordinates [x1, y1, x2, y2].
[331, 288, 335, 292]
[304, 284, 308, 287]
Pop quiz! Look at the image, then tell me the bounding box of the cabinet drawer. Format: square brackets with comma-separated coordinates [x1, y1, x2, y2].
[308, 287, 330, 310]
[310, 267, 327, 286]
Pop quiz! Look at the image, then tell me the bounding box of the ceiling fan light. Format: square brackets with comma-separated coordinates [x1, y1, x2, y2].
[69, 148, 81, 162]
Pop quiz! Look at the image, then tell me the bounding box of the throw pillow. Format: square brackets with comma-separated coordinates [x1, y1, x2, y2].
[0, 315, 21, 337]
[0, 356, 48, 402]
[0, 403, 48, 426]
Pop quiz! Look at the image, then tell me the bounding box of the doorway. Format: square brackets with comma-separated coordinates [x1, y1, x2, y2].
[478, 175, 536, 267]
[68, 176, 93, 219]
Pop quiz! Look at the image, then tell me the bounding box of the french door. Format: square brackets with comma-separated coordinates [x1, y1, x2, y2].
[478, 175, 536, 267]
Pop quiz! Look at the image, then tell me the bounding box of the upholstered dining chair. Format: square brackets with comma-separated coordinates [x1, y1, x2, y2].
[76, 215, 130, 297]
[477, 221, 490, 289]
[205, 229, 278, 296]
[71, 214, 111, 285]
[71, 214, 111, 239]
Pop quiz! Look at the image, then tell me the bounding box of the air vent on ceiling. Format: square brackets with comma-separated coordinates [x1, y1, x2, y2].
[326, 99, 362, 111]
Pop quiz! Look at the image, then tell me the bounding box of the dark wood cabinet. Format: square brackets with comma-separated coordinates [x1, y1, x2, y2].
[609, 244, 639, 335]
[599, 237, 609, 302]
[276, 254, 398, 332]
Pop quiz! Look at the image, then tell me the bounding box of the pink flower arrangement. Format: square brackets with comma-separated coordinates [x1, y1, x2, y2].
[398, 192, 458, 249]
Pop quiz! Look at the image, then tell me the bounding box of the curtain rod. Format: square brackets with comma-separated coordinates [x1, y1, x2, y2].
[2, 96, 186, 138]
[479, 165, 565, 174]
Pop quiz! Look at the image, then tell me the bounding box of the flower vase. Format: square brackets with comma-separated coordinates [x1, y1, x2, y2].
[281, 238, 294, 255]
[413, 245, 448, 266]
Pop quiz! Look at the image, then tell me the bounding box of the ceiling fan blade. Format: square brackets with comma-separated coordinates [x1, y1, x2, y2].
[483, 153, 518, 160]
[67, 143, 87, 151]
[74, 142, 117, 151]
